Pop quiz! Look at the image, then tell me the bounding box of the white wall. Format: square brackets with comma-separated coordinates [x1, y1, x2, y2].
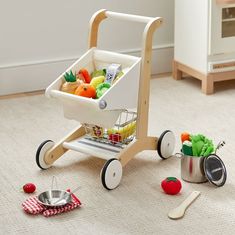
[0, 0, 174, 95]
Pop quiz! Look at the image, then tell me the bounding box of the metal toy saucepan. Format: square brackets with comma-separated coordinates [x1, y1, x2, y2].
[38, 190, 72, 207]
[37, 176, 79, 207]
[175, 141, 227, 186]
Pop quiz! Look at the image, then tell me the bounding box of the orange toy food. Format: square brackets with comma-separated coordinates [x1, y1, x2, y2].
[181, 132, 190, 143]
[77, 68, 91, 83]
[74, 84, 96, 98]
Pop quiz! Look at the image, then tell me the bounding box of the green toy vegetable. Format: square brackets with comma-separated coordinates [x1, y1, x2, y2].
[190, 134, 214, 157]
[96, 83, 110, 99]
[182, 140, 193, 156]
[64, 71, 77, 82]
[91, 69, 106, 78]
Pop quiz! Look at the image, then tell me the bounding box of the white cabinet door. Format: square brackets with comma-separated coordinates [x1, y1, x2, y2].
[209, 1, 235, 55]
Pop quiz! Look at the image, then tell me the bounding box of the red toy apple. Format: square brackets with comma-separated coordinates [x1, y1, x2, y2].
[161, 177, 182, 195]
[23, 183, 36, 193]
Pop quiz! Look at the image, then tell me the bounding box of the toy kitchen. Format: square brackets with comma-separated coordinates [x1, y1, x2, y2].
[173, 0, 235, 94]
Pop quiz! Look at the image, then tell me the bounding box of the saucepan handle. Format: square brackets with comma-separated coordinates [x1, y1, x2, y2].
[175, 153, 183, 158]
[51, 175, 58, 190]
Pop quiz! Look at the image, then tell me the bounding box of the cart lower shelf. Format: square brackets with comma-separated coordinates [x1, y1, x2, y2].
[36, 129, 175, 190]
[63, 136, 130, 160]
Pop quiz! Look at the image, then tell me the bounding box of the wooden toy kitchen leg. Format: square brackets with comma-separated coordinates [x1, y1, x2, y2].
[173, 60, 214, 95]
[202, 74, 214, 95]
[172, 60, 183, 80]
[41, 126, 86, 168]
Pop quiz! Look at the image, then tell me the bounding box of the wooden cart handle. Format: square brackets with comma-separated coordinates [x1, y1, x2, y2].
[88, 9, 162, 49]
[105, 11, 157, 23]
[88, 9, 162, 139]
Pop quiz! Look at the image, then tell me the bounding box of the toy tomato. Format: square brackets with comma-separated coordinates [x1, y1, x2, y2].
[181, 132, 190, 143]
[23, 183, 36, 193]
[161, 177, 182, 195]
[78, 68, 91, 83]
[75, 84, 96, 98]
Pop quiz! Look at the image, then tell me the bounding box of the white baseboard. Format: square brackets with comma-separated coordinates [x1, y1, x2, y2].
[0, 44, 173, 96]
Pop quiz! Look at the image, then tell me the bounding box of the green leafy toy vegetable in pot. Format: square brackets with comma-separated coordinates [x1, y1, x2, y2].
[190, 134, 214, 157]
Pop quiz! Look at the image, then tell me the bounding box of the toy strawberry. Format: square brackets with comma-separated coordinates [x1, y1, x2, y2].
[23, 183, 36, 194]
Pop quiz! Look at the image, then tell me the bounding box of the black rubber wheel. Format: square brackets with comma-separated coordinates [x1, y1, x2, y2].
[36, 140, 54, 170]
[157, 130, 175, 159]
[101, 158, 123, 190]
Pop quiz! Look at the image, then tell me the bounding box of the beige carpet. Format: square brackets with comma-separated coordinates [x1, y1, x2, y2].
[1, 76, 235, 235]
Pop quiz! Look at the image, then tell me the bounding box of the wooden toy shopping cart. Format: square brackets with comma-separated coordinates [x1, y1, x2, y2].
[36, 10, 175, 190]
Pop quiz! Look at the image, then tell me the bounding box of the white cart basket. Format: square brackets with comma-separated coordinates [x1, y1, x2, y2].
[46, 48, 141, 128]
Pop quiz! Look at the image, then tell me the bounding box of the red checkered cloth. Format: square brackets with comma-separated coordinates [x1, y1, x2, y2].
[22, 196, 46, 215]
[22, 189, 81, 217]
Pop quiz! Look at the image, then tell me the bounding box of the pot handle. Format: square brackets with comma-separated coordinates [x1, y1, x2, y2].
[51, 175, 58, 190]
[215, 141, 225, 154]
[174, 152, 183, 158]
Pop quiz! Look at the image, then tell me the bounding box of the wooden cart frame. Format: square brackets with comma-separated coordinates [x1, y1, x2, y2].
[36, 9, 175, 190]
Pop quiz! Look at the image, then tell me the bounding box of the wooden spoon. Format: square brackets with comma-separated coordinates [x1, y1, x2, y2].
[168, 191, 201, 220]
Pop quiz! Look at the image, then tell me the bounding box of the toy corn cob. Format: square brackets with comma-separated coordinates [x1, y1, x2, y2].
[107, 121, 136, 141]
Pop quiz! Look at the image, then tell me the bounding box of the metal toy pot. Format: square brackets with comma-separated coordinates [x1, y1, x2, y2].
[180, 154, 207, 183]
[176, 141, 227, 186]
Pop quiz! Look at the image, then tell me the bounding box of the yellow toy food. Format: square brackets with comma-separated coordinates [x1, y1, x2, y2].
[107, 121, 136, 141]
[90, 75, 105, 89]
